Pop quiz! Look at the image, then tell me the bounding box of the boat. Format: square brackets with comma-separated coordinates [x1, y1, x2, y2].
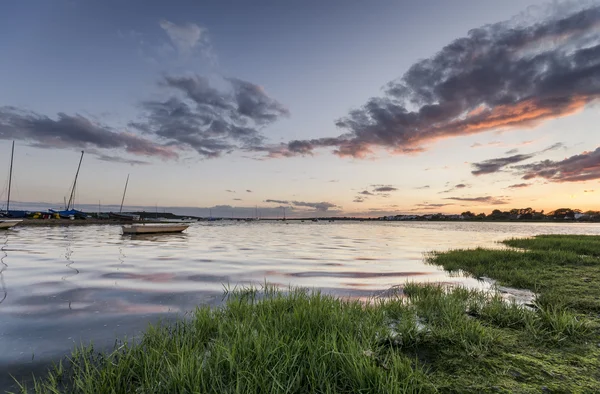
[0, 219, 22, 230]
[1, 141, 25, 226]
[108, 212, 139, 221]
[109, 175, 140, 221]
[122, 223, 189, 234]
[51, 151, 86, 219]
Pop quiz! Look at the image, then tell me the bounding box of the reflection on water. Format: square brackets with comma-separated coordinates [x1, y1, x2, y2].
[0, 232, 8, 305]
[1, 221, 600, 388]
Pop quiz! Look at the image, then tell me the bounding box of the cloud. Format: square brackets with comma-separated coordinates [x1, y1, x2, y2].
[415, 185, 430, 189]
[233, 198, 242, 201]
[291, 201, 338, 212]
[0, 106, 178, 160]
[471, 153, 536, 175]
[353, 197, 365, 203]
[541, 142, 566, 152]
[159, 19, 213, 60]
[440, 183, 470, 193]
[269, 5, 600, 158]
[515, 146, 600, 182]
[265, 199, 289, 204]
[471, 141, 503, 148]
[411, 202, 454, 210]
[359, 190, 374, 195]
[445, 196, 509, 205]
[94, 154, 151, 166]
[226, 189, 235, 193]
[585, 189, 595, 193]
[373, 186, 397, 192]
[264, 199, 339, 212]
[246, 189, 252, 193]
[505, 148, 519, 154]
[507, 183, 531, 188]
[131, 74, 289, 158]
[471, 142, 567, 175]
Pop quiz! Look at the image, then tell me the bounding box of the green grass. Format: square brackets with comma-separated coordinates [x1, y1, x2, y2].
[428, 235, 600, 313]
[15, 235, 600, 393]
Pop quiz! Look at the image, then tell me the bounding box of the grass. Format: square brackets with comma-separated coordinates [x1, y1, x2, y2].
[428, 235, 600, 313]
[14, 235, 600, 393]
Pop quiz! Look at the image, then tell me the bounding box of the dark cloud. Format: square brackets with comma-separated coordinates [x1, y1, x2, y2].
[0, 107, 178, 160]
[440, 183, 470, 193]
[505, 148, 519, 154]
[359, 190, 374, 196]
[246, 189, 252, 193]
[264, 199, 339, 212]
[291, 201, 338, 212]
[471, 153, 535, 175]
[132, 74, 289, 158]
[471, 142, 566, 175]
[269, 6, 600, 158]
[226, 77, 290, 124]
[373, 186, 398, 192]
[226, 189, 235, 193]
[353, 197, 365, 203]
[515, 146, 600, 182]
[415, 185, 430, 189]
[95, 154, 151, 166]
[265, 199, 289, 204]
[508, 183, 531, 189]
[541, 142, 566, 152]
[445, 196, 509, 205]
[233, 198, 242, 201]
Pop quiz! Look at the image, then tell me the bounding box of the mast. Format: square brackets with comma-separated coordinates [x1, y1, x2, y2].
[6, 141, 14, 213]
[119, 174, 129, 213]
[66, 151, 84, 211]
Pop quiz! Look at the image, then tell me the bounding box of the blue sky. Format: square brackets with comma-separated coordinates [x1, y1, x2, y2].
[1, 0, 600, 217]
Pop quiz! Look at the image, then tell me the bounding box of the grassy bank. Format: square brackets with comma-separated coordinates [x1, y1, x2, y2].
[15, 235, 600, 393]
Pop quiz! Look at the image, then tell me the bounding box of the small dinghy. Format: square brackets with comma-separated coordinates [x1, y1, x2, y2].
[122, 224, 189, 235]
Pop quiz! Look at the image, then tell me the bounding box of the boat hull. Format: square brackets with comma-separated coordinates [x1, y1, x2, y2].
[0, 219, 22, 229]
[122, 224, 189, 234]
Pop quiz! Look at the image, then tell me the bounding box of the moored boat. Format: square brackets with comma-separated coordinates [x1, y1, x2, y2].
[122, 223, 189, 234]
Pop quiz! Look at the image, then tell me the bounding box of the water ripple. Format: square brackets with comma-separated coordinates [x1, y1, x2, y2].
[1, 221, 600, 376]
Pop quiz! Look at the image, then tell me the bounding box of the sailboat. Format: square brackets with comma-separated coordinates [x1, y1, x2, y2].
[49, 151, 87, 219]
[109, 174, 139, 221]
[1, 142, 23, 229]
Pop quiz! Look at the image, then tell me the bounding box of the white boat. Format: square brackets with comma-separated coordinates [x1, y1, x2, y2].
[122, 223, 189, 234]
[0, 219, 22, 229]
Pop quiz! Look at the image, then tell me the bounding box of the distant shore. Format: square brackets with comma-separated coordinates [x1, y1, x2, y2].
[10, 219, 173, 226]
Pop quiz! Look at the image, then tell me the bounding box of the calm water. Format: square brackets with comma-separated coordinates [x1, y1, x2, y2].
[1, 221, 600, 388]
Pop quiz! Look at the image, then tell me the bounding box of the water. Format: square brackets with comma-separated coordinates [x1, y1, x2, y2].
[1, 220, 599, 389]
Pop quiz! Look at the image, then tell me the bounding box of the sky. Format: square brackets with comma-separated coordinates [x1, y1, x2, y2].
[1, 0, 600, 218]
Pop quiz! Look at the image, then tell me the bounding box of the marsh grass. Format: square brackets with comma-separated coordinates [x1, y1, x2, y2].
[15, 235, 600, 393]
[427, 235, 600, 313]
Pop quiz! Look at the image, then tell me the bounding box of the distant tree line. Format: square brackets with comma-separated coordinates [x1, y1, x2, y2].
[459, 208, 600, 221]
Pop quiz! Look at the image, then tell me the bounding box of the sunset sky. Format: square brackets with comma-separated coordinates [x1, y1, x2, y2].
[1, 0, 599, 218]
